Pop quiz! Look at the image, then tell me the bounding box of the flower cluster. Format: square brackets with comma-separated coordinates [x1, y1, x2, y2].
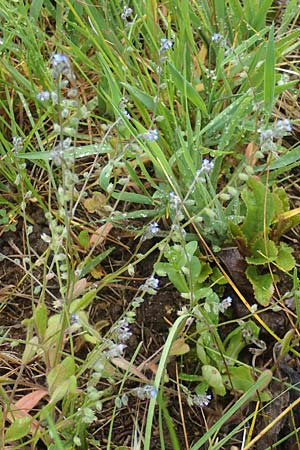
[12, 136, 23, 152]
[211, 33, 223, 43]
[211, 33, 227, 48]
[169, 191, 184, 221]
[189, 393, 212, 407]
[140, 276, 159, 295]
[219, 296, 232, 313]
[121, 5, 133, 20]
[259, 119, 292, 155]
[103, 341, 127, 359]
[111, 318, 132, 343]
[159, 38, 173, 53]
[158, 37, 173, 66]
[141, 128, 159, 142]
[142, 221, 160, 240]
[131, 384, 158, 400]
[50, 52, 74, 80]
[170, 223, 186, 242]
[196, 158, 215, 182]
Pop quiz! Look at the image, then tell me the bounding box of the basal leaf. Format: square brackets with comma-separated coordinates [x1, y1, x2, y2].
[241, 178, 275, 243]
[246, 266, 274, 306]
[246, 238, 278, 265]
[226, 366, 255, 393]
[5, 416, 32, 443]
[276, 243, 295, 271]
[202, 365, 226, 396]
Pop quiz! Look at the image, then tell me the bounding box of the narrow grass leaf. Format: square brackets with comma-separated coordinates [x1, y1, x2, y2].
[167, 63, 208, 116]
[252, 0, 273, 31]
[29, 0, 43, 20]
[264, 24, 275, 117]
[80, 248, 114, 278]
[144, 314, 190, 450]
[17, 143, 113, 161]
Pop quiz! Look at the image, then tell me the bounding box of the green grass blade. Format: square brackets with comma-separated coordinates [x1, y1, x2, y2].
[144, 314, 189, 450]
[167, 62, 208, 117]
[264, 24, 275, 117]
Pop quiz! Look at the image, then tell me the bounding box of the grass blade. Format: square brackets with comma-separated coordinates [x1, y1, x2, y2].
[264, 24, 275, 118]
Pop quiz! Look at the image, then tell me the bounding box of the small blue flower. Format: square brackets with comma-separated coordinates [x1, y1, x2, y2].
[132, 385, 158, 400]
[160, 38, 173, 52]
[190, 394, 212, 407]
[51, 52, 69, 67]
[143, 128, 159, 142]
[121, 6, 133, 19]
[50, 52, 73, 79]
[142, 222, 160, 241]
[12, 136, 23, 152]
[211, 33, 222, 43]
[259, 128, 274, 144]
[148, 222, 159, 235]
[201, 158, 214, 173]
[140, 276, 159, 295]
[36, 90, 51, 101]
[275, 119, 292, 135]
[219, 296, 232, 313]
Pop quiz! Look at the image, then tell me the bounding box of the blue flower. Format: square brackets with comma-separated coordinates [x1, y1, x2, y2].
[132, 385, 158, 400]
[143, 128, 159, 142]
[50, 52, 73, 79]
[275, 119, 292, 135]
[36, 90, 51, 101]
[211, 33, 222, 43]
[160, 38, 173, 52]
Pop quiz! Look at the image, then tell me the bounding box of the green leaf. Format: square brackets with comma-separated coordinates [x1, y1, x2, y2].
[78, 230, 90, 249]
[17, 143, 112, 161]
[246, 238, 278, 265]
[226, 366, 255, 393]
[246, 266, 274, 306]
[264, 24, 275, 116]
[276, 243, 295, 271]
[5, 416, 32, 442]
[167, 62, 208, 116]
[198, 263, 213, 284]
[99, 162, 114, 191]
[123, 84, 155, 111]
[30, 0, 43, 20]
[252, 0, 273, 30]
[241, 178, 275, 243]
[196, 339, 210, 365]
[70, 289, 97, 314]
[111, 191, 152, 204]
[80, 247, 114, 277]
[50, 375, 77, 405]
[34, 303, 48, 339]
[22, 336, 39, 364]
[168, 268, 189, 293]
[185, 240, 198, 255]
[228, 222, 248, 254]
[224, 328, 245, 361]
[202, 365, 226, 396]
[47, 356, 75, 398]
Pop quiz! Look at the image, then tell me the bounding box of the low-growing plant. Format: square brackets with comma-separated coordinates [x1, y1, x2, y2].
[154, 237, 270, 401]
[229, 176, 298, 305]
